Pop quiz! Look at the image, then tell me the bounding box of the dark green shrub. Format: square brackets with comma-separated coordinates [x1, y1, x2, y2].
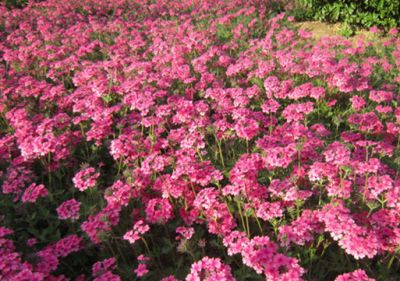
[1, 0, 29, 9]
[295, 0, 400, 31]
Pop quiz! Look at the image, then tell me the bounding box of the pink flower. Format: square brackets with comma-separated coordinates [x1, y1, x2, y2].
[56, 199, 81, 220]
[53, 235, 82, 257]
[323, 141, 351, 166]
[223, 230, 249, 256]
[36, 249, 59, 275]
[234, 118, 259, 140]
[264, 253, 305, 281]
[72, 167, 99, 191]
[375, 105, 392, 114]
[81, 204, 122, 244]
[287, 83, 312, 100]
[123, 220, 150, 244]
[186, 257, 235, 281]
[92, 258, 117, 277]
[261, 99, 280, 114]
[194, 188, 220, 210]
[369, 90, 393, 103]
[27, 238, 37, 247]
[338, 230, 379, 259]
[256, 202, 283, 221]
[348, 112, 383, 132]
[388, 28, 398, 35]
[264, 76, 280, 98]
[369, 26, 379, 33]
[134, 264, 149, 277]
[364, 175, 393, 200]
[282, 102, 314, 122]
[264, 144, 297, 169]
[327, 99, 337, 107]
[176, 226, 195, 240]
[104, 180, 132, 207]
[204, 203, 236, 235]
[350, 96, 366, 111]
[145, 198, 174, 224]
[2, 2, 400, 280]
[335, 269, 375, 281]
[123, 229, 140, 245]
[279, 210, 323, 247]
[21, 183, 48, 203]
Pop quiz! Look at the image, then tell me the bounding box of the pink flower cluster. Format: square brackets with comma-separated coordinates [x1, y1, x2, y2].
[123, 220, 150, 245]
[92, 258, 120, 281]
[72, 167, 100, 191]
[0, 227, 44, 280]
[56, 199, 81, 220]
[186, 257, 235, 281]
[21, 183, 48, 203]
[134, 255, 150, 278]
[223, 232, 305, 280]
[0, 226, 83, 280]
[335, 269, 375, 281]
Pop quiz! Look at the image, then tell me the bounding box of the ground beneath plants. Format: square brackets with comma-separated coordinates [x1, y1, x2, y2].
[295, 21, 390, 42]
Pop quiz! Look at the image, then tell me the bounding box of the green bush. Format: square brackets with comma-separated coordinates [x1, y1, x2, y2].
[295, 0, 400, 31]
[1, 0, 29, 9]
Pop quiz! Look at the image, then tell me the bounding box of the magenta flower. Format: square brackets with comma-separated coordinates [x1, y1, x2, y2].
[21, 183, 48, 203]
[335, 269, 375, 281]
[186, 257, 235, 281]
[176, 226, 195, 240]
[73, 167, 100, 191]
[134, 262, 149, 278]
[53, 235, 83, 258]
[57, 199, 81, 220]
[123, 220, 150, 245]
[145, 198, 174, 224]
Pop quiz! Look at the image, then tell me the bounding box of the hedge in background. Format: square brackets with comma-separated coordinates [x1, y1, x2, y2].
[295, 0, 400, 31]
[1, 0, 28, 9]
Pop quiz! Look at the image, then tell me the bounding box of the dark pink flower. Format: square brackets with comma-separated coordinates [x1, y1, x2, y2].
[57, 199, 81, 220]
[22, 183, 48, 203]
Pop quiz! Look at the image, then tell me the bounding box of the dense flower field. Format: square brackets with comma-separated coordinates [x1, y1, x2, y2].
[1, 0, 400, 280]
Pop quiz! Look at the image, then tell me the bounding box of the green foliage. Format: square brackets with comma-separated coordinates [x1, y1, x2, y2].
[339, 23, 355, 37]
[216, 23, 233, 43]
[2, 0, 29, 9]
[295, 0, 400, 31]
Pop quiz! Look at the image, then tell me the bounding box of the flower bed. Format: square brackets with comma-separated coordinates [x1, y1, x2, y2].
[0, 1, 399, 280]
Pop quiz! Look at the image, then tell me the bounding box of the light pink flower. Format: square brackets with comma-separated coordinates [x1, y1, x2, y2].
[72, 167, 99, 191]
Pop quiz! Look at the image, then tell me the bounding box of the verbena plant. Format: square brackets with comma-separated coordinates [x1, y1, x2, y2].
[0, 0, 400, 280]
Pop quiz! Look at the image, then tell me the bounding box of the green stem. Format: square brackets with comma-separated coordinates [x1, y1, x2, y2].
[245, 212, 250, 237]
[215, 135, 225, 169]
[253, 210, 264, 235]
[236, 199, 247, 236]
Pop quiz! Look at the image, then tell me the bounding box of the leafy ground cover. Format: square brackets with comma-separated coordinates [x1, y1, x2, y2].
[0, 0, 400, 280]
